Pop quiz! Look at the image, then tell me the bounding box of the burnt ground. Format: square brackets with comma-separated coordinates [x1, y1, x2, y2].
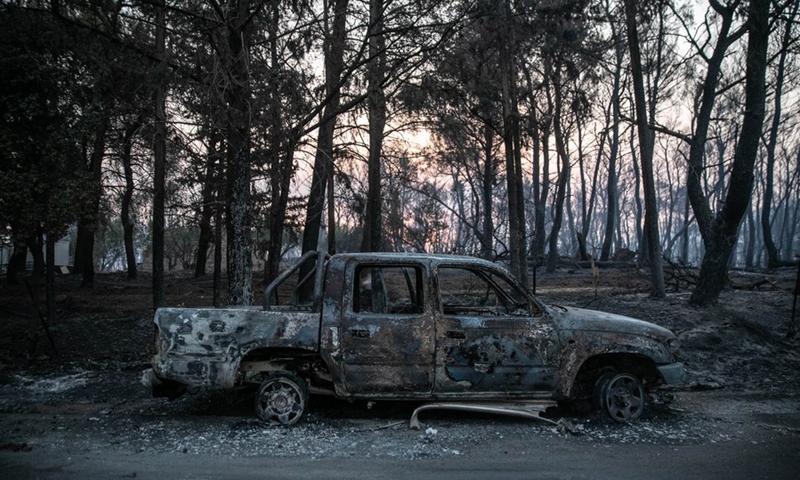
[0, 265, 799, 473]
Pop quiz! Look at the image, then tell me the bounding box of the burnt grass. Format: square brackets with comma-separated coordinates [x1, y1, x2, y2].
[0, 265, 799, 457]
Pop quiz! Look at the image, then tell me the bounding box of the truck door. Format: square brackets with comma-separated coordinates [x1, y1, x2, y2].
[339, 262, 434, 396]
[434, 265, 560, 396]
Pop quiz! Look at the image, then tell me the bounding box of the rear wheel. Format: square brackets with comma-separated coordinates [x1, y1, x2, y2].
[594, 372, 645, 422]
[255, 371, 309, 426]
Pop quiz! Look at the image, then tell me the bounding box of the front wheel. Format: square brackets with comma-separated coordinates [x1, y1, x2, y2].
[594, 372, 645, 422]
[255, 371, 309, 426]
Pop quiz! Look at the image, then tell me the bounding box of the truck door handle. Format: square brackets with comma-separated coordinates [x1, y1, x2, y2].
[446, 330, 466, 339]
[350, 329, 370, 338]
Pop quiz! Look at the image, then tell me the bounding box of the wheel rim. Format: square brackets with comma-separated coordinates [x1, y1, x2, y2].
[256, 377, 306, 425]
[602, 373, 644, 422]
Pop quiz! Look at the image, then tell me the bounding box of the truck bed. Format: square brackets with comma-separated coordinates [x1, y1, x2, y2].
[151, 307, 320, 389]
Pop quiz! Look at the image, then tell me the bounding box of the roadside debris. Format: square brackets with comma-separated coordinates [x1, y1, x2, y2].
[409, 401, 558, 429]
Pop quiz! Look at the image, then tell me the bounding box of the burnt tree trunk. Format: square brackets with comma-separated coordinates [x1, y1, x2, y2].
[76, 109, 110, 288]
[582, 105, 606, 252]
[361, 0, 386, 253]
[25, 230, 44, 358]
[152, 0, 166, 308]
[690, 0, 769, 306]
[624, 0, 665, 298]
[533, 83, 552, 260]
[213, 166, 224, 308]
[762, 1, 797, 268]
[546, 62, 570, 273]
[264, 1, 294, 283]
[684, 2, 743, 287]
[744, 203, 757, 268]
[45, 231, 55, 326]
[531, 109, 546, 259]
[195, 132, 220, 278]
[298, 0, 349, 303]
[600, 23, 623, 262]
[265, 139, 296, 283]
[480, 120, 495, 259]
[224, 6, 254, 306]
[576, 232, 589, 261]
[301, 0, 349, 258]
[121, 115, 142, 280]
[499, 0, 527, 286]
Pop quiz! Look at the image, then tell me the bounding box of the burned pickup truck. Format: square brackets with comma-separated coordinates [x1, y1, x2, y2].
[142, 252, 683, 425]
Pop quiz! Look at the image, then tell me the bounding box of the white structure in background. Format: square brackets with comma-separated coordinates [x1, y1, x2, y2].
[0, 236, 71, 274]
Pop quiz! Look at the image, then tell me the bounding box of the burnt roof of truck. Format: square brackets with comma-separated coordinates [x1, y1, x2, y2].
[329, 252, 507, 269]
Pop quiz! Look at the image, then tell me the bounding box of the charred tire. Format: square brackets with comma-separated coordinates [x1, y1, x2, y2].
[255, 371, 309, 426]
[594, 372, 645, 422]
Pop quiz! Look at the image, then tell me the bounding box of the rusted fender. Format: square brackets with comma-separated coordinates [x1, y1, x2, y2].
[151, 307, 320, 389]
[549, 305, 678, 396]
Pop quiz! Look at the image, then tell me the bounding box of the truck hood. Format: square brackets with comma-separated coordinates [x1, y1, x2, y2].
[548, 304, 676, 342]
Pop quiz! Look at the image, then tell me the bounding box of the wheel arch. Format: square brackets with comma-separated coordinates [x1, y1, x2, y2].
[237, 346, 333, 393]
[566, 352, 660, 399]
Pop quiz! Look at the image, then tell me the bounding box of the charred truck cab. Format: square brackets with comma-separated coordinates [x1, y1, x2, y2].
[142, 252, 684, 425]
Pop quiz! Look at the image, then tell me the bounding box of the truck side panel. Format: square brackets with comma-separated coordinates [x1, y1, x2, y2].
[152, 307, 320, 389]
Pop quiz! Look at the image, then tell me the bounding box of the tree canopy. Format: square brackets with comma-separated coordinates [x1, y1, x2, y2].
[2, 0, 798, 314]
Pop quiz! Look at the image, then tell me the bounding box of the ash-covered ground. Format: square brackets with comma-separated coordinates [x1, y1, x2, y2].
[1, 265, 798, 460]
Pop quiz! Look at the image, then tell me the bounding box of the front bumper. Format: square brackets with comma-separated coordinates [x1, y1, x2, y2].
[656, 362, 685, 385]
